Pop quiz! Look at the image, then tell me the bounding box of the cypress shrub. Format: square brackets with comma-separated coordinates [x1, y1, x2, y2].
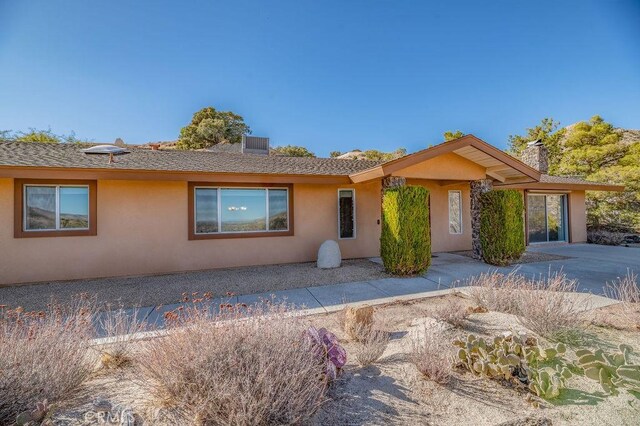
[380, 185, 431, 275]
[480, 190, 525, 266]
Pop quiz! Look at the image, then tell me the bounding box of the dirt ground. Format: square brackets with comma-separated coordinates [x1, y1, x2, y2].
[0, 258, 389, 311]
[53, 294, 640, 425]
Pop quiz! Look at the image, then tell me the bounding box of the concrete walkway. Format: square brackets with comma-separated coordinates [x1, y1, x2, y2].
[127, 244, 636, 328]
[424, 243, 639, 295]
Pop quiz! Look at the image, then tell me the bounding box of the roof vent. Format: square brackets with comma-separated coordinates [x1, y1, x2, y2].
[242, 136, 269, 155]
[82, 145, 129, 155]
[526, 139, 543, 147]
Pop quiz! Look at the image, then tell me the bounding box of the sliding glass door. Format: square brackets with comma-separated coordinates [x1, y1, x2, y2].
[527, 194, 568, 243]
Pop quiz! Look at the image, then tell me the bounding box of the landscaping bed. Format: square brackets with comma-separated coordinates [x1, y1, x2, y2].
[2, 271, 639, 425]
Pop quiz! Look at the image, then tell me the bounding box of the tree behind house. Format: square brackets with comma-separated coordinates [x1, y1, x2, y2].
[177, 107, 251, 150]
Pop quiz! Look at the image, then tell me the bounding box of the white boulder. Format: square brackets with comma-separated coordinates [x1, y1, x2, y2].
[317, 240, 342, 269]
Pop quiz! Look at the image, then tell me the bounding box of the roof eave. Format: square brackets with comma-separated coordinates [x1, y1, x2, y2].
[348, 134, 542, 183]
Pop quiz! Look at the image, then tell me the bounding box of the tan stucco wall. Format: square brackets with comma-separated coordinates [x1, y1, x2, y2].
[394, 153, 487, 180]
[0, 178, 382, 285]
[569, 191, 587, 243]
[407, 179, 473, 253]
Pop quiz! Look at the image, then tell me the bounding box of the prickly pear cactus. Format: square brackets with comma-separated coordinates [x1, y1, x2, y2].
[575, 344, 640, 395]
[453, 333, 572, 399]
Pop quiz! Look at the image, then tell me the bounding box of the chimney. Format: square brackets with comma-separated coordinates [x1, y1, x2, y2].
[114, 138, 125, 147]
[242, 136, 270, 155]
[521, 139, 549, 173]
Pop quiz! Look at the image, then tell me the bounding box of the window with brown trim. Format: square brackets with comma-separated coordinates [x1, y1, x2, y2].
[188, 182, 294, 240]
[14, 179, 97, 238]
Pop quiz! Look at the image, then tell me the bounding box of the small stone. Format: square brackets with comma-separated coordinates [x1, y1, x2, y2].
[92, 398, 112, 413]
[344, 306, 374, 339]
[317, 240, 341, 269]
[496, 416, 552, 426]
[15, 411, 33, 426]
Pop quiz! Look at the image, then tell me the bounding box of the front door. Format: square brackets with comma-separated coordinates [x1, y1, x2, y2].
[527, 194, 568, 243]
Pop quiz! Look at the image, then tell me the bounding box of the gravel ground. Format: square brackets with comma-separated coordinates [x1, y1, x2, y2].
[0, 259, 390, 312]
[454, 250, 571, 264]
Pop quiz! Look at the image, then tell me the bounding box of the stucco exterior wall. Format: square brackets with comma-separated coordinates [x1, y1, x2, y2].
[407, 179, 473, 253]
[569, 191, 587, 243]
[0, 178, 382, 285]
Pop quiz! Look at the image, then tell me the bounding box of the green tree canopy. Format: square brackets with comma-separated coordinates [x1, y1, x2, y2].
[507, 118, 565, 174]
[511, 116, 639, 230]
[443, 130, 464, 141]
[361, 148, 406, 161]
[177, 107, 251, 150]
[329, 151, 342, 158]
[272, 145, 315, 157]
[3, 128, 87, 144]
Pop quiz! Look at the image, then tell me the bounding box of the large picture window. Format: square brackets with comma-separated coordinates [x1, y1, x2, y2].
[338, 189, 356, 239]
[189, 183, 293, 239]
[14, 179, 97, 238]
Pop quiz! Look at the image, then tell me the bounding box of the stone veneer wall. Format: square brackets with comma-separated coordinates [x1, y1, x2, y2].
[382, 176, 407, 189]
[521, 145, 549, 173]
[470, 179, 493, 259]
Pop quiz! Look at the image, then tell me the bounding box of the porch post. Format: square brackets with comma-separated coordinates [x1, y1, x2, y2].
[470, 179, 493, 260]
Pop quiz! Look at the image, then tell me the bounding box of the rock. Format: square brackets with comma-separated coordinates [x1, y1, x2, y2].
[317, 240, 341, 269]
[92, 398, 112, 413]
[15, 411, 33, 426]
[496, 416, 552, 426]
[344, 306, 374, 339]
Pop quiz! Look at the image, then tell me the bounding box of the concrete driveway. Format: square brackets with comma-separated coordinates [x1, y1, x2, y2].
[425, 243, 639, 295]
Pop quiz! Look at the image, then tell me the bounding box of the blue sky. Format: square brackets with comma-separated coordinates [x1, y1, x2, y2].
[1, 1, 638, 156]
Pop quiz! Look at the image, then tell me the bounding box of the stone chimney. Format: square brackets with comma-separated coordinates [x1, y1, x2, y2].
[520, 139, 548, 173]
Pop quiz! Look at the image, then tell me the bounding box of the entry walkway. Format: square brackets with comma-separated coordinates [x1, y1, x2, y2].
[131, 244, 635, 327]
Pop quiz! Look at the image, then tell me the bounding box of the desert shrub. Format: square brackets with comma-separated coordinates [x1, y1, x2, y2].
[96, 306, 148, 369]
[353, 327, 390, 366]
[605, 270, 640, 328]
[466, 271, 588, 340]
[479, 190, 525, 266]
[0, 298, 96, 425]
[587, 229, 625, 246]
[137, 304, 330, 425]
[430, 298, 470, 328]
[410, 326, 452, 384]
[454, 333, 573, 399]
[381, 185, 431, 275]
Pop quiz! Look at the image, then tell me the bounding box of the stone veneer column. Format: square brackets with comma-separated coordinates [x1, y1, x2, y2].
[382, 176, 406, 189]
[470, 179, 493, 260]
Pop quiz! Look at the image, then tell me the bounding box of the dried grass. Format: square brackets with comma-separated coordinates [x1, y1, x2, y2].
[429, 298, 470, 328]
[605, 270, 640, 328]
[465, 270, 588, 340]
[410, 326, 452, 384]
[0, 297, 97, 424]
[96, 306, 149, 369]
[136, 303, 328, 425]
[352, 321, 390, 367]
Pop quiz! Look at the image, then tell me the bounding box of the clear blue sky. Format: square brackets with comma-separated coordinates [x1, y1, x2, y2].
[1, 1, 639, 156]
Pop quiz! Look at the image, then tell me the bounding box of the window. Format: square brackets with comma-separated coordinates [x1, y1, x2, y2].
[338, 189, 355, 239]
[189, 183, 293, 239]
[448, 190, 462, 234]
[14, 179, 97, 238]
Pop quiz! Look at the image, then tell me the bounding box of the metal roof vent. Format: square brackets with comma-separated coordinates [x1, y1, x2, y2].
[526, 139, 543, 147]
[82, 145, 129, 155]
[241, 135, 269, 155]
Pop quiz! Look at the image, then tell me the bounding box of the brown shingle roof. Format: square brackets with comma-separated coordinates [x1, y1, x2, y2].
[539, 174, 615, 186]
[0, 141, 381, 176]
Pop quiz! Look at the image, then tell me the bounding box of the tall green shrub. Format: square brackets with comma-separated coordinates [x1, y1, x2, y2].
[381, 185, 431, 275]
[480, 190, 525, 266]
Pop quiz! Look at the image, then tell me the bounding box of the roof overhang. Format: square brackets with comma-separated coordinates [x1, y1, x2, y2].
[349, 134, 541, 183]
[0, 166, 353, 185]
[494, 181, 625, 192]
